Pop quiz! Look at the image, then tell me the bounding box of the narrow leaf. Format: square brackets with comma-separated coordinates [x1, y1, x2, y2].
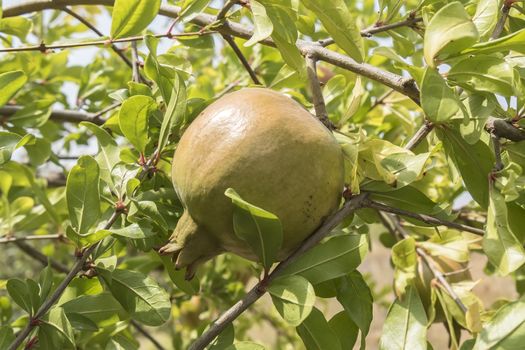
[296, 307, 342, 350]
[0, 70, 27, 107]
[281, 234, 368, 284]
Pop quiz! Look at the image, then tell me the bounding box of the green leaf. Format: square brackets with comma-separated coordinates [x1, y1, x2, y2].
[262, 0, 305, 75]
[210, 324, 235, 350]
[157, 73, 186, 153]
[379, 285, 427, 350]
[268, 275, 315, 326]
[224, 342, 266, 350]
[100, 223, 156, 240]
[97, 268, 171, 326]
[159, 255, 199, 295]
[302, 0, 363, 62]
[296, 307, 342, 350]
[0, 131, 22, 165]
[0, 326, 14, 349]
[8, 99, 54, 128]
[448, 55, 518, 96]
[144, 35, 177, 102]
[281, 234, 368, 284]
[423, 1, 479, 67]
[460, 28, 525, 56]
[483, 185, 525, 275]
[118, 95, 157, 153]
[66, 313, 99, 331]
[6, 278, 32, 314]
[473, 297, 525, 350]
[39, 307, 76, 349]
[81, 122, 120, 187]
[110, 0, 161, 39]
[225, 188, 283, 270]
[25, 137, 51, 166]
[328, 311, 359, 350]
[66, 156, 101, 236]
[420, 67, 461, 123]
[472, 0, 499, 40]
[245, 0, 274, 47]
[0, 70, 27, 107]
[61, 292, 126, 325]
[437, 127, 494, 209]
[336, 271, 373, 347]
[0, 16, 32, 39]
[179, 0, 211, 23]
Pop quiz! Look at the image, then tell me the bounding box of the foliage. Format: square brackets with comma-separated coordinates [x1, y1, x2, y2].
[0, 0, 524, 349]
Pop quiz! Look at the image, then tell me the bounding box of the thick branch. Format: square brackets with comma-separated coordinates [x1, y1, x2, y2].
[305, 55, 332, 129]
[363, 199, 485, 236]
[486, 116, 525, 142]
[221, 34, 261, 85]
[3, 1, 421, 102]
[188, 194, 368, 350]
[0, 105, 103, 125]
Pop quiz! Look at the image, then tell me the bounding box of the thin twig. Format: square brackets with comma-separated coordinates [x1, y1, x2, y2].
[221, 34, 261, 85]
[363, 199, 485, 236]
[188, 194, 368, 350]
[90, 102, 122, 121]
[3, 1, 422, 103]
[0, 31, 216, 53]
[405, 120, 433, 150]
[7, 212, 121, 350]
[305, 55, 332, 129]
[216, 0, 238, 21]
[380, 213, 468, 313]
[0, 105, 102, 125]
[367, 89, 394, 113]
[8, 156, 157, 350]
[491, 0, 514, 39]
[62, 7, 134, 69]
[130, 320, 166, 350]
[130, 41, 142, 84]
[319, 16, 423, 46]
[490, 132, 504, 171]
[0, 234, 64, 244]
[14, 241, 69, 274]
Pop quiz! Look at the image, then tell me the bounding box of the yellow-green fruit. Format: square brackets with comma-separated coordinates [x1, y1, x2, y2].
[160, 88, 344, 278]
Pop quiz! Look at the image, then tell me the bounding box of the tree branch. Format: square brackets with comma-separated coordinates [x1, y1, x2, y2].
[362, 198, 485, 236]
[0, 234, 64, 244]
[0, 105, 103, 125]
[130, 320, 166, 350]
[379, 212, 468, 313]
[221, 34, 261, 85]
[305, 55, 333, 129]
[62, 7, 134, 69]
[3, 1, 421, 102]
[14, 240, 70, 274]
[491, 0, 514, 39]
[0, 31, 215, 53]
[405, 120, 433, 150]
[486, 116, 525, 142]
[319, 16, 423, 46]
[216, 0, 238, 21]
[7, 212, 121, 350]
[188, 194, 368, 350]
